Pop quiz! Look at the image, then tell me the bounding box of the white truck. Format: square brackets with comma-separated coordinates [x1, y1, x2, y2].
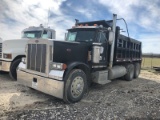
[0, 25, 55, 80]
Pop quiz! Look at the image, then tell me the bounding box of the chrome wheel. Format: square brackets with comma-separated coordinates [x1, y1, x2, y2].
[71, 76, 84, 98]
[63, 69, 87, 103]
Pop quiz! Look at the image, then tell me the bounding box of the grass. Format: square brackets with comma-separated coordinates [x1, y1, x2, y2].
[142, 57, 160, 68]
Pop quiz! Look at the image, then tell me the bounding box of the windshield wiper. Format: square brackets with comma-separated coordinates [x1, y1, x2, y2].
[24, 37, 35, 39]
[77, 40, 92, 42]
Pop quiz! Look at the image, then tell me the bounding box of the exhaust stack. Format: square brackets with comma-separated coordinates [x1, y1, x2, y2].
[109, 14, 117, 68]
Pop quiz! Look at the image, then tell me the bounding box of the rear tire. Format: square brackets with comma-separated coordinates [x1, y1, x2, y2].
[124, 64, 134, 81]
[134, 63, 141, 78]
[63, 69, 87, 103]
[9, 58, 21, 80]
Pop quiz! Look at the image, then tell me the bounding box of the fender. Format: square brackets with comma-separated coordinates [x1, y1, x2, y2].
[63, 62, 91, 85]
[2, 39, 28, 61]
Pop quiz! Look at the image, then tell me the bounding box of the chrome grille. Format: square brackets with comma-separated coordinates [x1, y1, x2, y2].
[0, 43, 2, 58]
[27, 44, 47, 73]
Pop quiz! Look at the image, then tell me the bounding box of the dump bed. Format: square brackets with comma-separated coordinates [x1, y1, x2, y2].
[113, 34, 142, 64]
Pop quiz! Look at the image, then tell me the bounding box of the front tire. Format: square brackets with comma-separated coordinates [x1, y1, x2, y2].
[124, 64, 134, 81]
[9, 58, 21, 80]
[63, 69, 87, 103]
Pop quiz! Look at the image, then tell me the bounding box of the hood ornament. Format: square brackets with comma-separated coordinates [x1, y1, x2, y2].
[35, 40, 39, 43]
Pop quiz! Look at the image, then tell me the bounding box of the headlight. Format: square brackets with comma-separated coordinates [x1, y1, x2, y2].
[22, 57, 26, 64]
[3, 53, 12, 59]
[52, 62, 67, 70]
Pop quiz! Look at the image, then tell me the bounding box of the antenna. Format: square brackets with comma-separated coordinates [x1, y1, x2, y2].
[47, 8, 50, 27]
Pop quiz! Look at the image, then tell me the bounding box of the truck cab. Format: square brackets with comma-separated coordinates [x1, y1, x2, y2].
[0, 25, 55, 80]
[17, 14, 142, 103]
[65, 24, 110, 66]
[22, 24, 55, 39]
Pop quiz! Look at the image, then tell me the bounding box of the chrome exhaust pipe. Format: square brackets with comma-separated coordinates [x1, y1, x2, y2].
[109, 14, 117, 68]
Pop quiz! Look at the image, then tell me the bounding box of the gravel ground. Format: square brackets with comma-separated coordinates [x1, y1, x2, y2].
[0, 70, 160, 120]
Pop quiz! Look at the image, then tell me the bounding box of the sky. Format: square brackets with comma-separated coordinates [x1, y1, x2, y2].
[0, 0, 160, 54]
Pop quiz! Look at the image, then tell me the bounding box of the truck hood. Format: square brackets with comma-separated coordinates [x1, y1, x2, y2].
[2, 38, 29, 53]
[1, 38, 29, 61]
[0, 38, 2, 43]
[3, 38, 29, 42]
[53, 40, 89, 64]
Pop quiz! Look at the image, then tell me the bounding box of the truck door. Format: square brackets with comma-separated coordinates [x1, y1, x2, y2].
[98, 31, 108, 65]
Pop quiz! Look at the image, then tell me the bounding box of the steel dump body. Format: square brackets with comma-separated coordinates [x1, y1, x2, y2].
[77, 20, 142, 65]
[114, 34, 142, 64]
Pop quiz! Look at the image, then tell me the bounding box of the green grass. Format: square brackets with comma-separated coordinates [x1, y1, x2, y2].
[142, 57, 160, 68]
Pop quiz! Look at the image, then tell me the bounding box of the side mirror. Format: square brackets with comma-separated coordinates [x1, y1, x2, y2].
[52, 31, 56, 39]
[108, 31, 114, 44]
[64, 33, 67, 41]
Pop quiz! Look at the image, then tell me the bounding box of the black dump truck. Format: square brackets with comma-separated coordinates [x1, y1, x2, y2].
[17, 14, 142, 103]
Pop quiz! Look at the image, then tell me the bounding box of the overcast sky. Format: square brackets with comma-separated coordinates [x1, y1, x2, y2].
[0, 0, 160, 53]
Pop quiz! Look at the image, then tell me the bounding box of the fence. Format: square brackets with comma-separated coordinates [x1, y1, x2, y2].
[142, 57, 160, 69]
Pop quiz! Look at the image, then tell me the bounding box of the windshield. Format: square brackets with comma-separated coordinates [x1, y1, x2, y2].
[66, 31, 95, 42]
[22, 31, 42, 38]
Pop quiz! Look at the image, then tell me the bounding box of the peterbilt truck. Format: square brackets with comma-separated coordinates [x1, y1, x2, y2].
[17, 14, 142, 103]
[0, 25, 55, 80]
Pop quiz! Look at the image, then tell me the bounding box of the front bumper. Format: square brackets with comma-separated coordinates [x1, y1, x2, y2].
[0, 60, 11, 71]
[17, 69, 64, 99]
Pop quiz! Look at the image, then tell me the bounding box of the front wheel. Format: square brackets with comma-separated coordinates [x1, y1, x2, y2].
[9, 58, 21, 80]
[63, 69, 87, 103]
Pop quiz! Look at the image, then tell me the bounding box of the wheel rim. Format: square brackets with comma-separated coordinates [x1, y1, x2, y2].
[71, 76, 84, 98]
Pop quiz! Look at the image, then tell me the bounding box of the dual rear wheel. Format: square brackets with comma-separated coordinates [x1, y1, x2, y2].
[124, 63, 141, 81]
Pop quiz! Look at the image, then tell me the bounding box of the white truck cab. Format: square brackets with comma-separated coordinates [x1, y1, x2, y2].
[0, 25, 55, 80]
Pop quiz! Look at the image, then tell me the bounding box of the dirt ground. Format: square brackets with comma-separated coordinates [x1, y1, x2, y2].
[0, 70, 160, 120]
